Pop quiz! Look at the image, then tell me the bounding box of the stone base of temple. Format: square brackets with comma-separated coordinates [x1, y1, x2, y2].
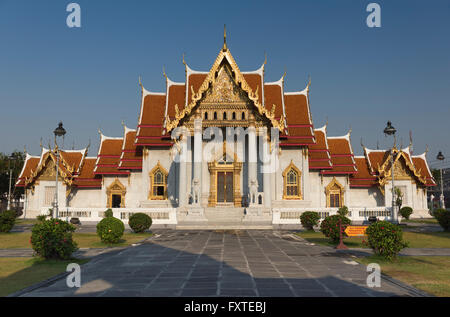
[177, 207, 207, 222]
[243, 207, 272, 223]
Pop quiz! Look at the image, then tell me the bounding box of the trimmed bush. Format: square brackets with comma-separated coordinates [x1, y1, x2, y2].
[0, 210, 16, 233]
[31, 218, 78, 259]
[128, 213, 152, 233]
[365, 221, 408, 261]
[337, 205, 349, 217]
[104, 209, 113, 218]
[320, 215, 351, 242]
[300, 211, 320, 231]
[399, 206, 413, 220]
[434, 208, 450, 232]
[37, 209, 52, 222]
[96, 217, 125, 243]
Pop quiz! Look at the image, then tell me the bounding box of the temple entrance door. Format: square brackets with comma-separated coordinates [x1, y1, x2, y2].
[217, 171, 234, 203]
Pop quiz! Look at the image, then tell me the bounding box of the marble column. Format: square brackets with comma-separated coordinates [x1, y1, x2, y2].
[192, 117, 202, 205]
[248, 123, 258, 205]
[262, 127, 272, 208]
[178, 127, 188, 207]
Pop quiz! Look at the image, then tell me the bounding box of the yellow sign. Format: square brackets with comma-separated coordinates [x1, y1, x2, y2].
[344, 226, 368, 237]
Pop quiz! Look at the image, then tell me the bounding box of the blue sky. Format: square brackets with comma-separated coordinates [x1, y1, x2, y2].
[0, 0, 449, 168]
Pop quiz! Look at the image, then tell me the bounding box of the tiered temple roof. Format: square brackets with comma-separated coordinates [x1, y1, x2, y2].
[16, 35, 436, 192]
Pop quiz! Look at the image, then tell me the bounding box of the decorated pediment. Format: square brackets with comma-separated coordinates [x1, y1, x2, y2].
[377, 148, 426, 187]
[165, 46, 285, 133]
[202, 65, 247, 104]
[26, 151, 73, 186]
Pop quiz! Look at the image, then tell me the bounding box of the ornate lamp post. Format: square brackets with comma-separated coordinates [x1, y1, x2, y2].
[436, 151, 445, 209]
[6, 154, 14, 210]
[384, 121, 398, 223]
[53, 122, 66, 218]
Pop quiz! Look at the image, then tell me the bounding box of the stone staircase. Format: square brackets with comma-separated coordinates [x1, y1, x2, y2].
[176, 207, 273, 229]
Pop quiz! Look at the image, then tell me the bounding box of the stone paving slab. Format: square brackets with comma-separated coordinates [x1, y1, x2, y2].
[12, 230, 431, 297]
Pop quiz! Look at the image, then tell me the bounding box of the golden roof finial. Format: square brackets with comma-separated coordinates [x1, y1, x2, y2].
[163, 66, 167, 81]
[307, 74, 311, 92]
[98, 128, 102, 136]
[24, 145, 27, 155]
[121, 119, 126, 128]
[425, 144, 429, 154]
[223, 24, 227, 51]
[348, 125, 352, 136]
[282, 67, 287, 81]
[325, 116, 328, 128]
[182, 53, 186, 66]
[376, 140, 379, 149]
[40, 137, 43, 149]
[86, 138, 91, 153]
[264, 51, 267, 65]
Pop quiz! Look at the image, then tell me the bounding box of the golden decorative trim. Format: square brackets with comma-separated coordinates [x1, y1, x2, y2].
[148, 161, 168, 200]
[165, 47, 285, 133]
[106, 178, 126, 208]
[325, 177, 344, 207]
[282, 161, 302, 200]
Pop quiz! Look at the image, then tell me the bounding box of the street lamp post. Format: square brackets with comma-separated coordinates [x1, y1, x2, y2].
[437, 151, 445, 209]
[7, 155, 14, 210]
[384, 121, 398, 223]
[53, 122, 66, 219]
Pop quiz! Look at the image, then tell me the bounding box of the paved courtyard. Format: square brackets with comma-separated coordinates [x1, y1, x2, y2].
[19, 230, 427, 297]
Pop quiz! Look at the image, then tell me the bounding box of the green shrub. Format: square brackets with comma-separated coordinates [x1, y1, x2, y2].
[300, 211, 320, 231]
[0, 210, 16, 233]
[399, 206, 413, 220]
[31, 218, 78, 259]
[365, 221, 408, 261]
[128, 213, 152, 233]
[320, 215, 351, 242]
[337, 205, 349, 217]
[104, 209, 113, 218]
[434, 209, 450, 232]
[96, 217, 125, 243]
[37, 209, 52, 222]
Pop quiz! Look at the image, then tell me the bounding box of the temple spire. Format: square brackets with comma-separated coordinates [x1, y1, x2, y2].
[223, 24, 227, 51]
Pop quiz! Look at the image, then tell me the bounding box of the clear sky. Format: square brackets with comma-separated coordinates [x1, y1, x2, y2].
[0, 0, 449, 168]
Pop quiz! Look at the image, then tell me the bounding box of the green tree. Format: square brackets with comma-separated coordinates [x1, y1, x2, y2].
[0, 151, 25, 201]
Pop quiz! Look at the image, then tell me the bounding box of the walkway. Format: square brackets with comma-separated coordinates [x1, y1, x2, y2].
[11, 230, 430, 297]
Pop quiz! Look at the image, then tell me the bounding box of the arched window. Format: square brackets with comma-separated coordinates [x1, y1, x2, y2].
[326, 177, 344, 207]
[149, 162, 168, 200]
[106, 179, 126, 208]
[204, 112, 208, 120]
[282, 161, 301, 199]
[223, 112, 227, 120]
[242, 112, 245, 120]
[214, 112, 217, 120]
[232, 112, 236, 120]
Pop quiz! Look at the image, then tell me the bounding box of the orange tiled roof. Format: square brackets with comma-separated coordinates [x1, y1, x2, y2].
[15, 155, 40, 187]
[136, 90, 172, 147]
[73, 158, 102, 187]
[281, 91, 315, 146]
[119, 128, 143, 170]
[308, 127, 332, 170]
[412, 154, 436, 186]
[350, 156, 378, 187]
[322, 135, 357, 175]
[94, 135, 129, 175]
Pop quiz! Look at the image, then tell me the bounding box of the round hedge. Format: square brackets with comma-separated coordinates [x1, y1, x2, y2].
[320, 215, 351, 242]
[31, 218, 78, 259]
[434, 208, 450, 232]
[399, 206, 413, 220]
[0, 209, 16, 233]
[300, 211, 320, 231]
[128, 213, 152, 233]
[96, 217, 125, 244]
[365, 221, 408, 260]
[104, 209, 113, 218]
